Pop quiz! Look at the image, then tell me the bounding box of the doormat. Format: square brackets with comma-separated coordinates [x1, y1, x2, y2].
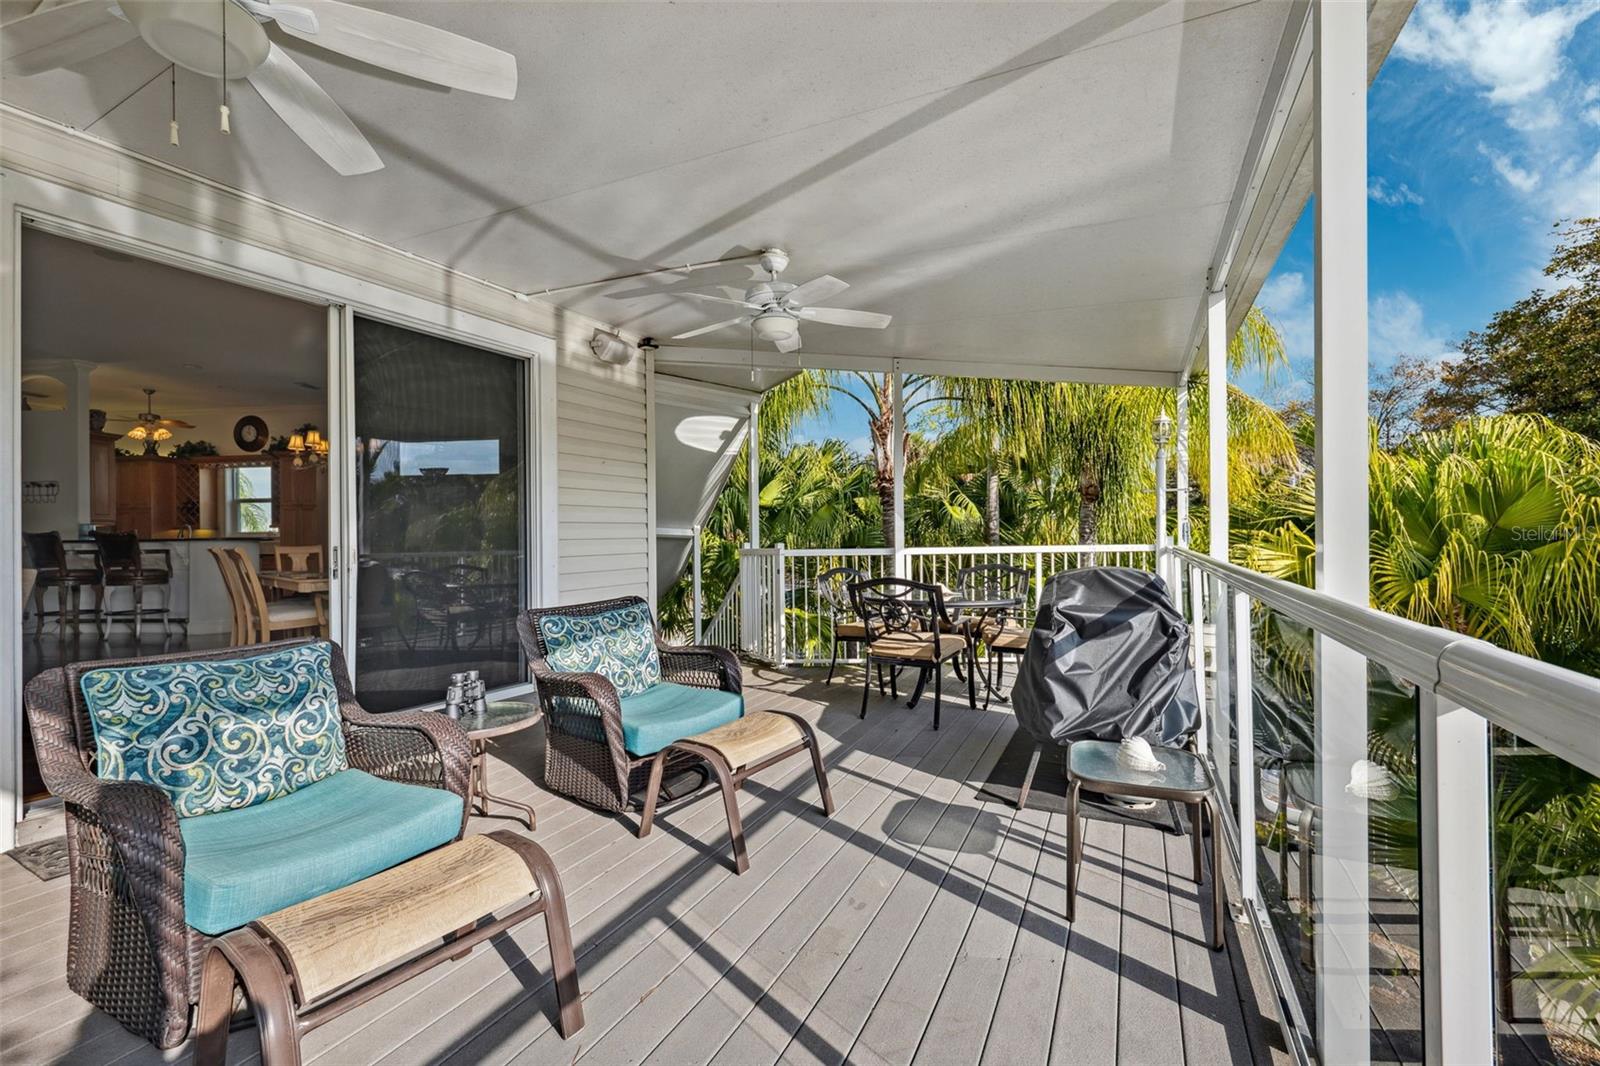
[978, 730, 1187, 834]
[8, 836, 69, 882]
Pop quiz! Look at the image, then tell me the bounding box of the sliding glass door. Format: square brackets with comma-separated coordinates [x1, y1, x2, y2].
[349, 315, 529, 711]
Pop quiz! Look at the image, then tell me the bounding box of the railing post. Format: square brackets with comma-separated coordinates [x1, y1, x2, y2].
[774, 544, 787, 666]
[1233, 590, 1256, 906]
[1211, 576, 1232, 807]
[739, 544, 755, 653]
[1190, 563, 1209, 759]
[1034, 551, 1045, 616]
[692, 524, 703, 644]
[1418, 692, 1494, 1066]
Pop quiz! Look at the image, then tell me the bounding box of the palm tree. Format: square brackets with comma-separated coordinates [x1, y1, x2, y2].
[1236, 414, 1600, 673]
[940, 307, 1296, 550]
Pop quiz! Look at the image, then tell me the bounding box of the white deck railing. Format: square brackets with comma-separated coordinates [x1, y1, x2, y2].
[1164, 545, 1600, 1066]
[701, 539, 1600, 1065]
[728, 544, 1157, 666]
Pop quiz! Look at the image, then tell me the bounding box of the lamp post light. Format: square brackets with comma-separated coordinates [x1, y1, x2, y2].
[1153, 413, 1173, 580]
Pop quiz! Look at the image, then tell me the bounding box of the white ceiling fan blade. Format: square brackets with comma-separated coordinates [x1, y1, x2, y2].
[681, 291, 758, 309]
[784, 274, 849, 308]
[275, 0, 516, 100]
[247, 44, 382, 175]
[775, 330, 803, 354]
[236, 0, 318, 36]
[2, 0, 138, 75]
[671, 316, 747, 341]
[798, 306, 893, 329]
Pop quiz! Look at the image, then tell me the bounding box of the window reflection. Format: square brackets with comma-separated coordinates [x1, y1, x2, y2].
[352, 317, 528, 711]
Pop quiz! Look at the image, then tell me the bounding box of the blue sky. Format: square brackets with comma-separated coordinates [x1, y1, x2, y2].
[1249, 0, 1600, 403]
[796, 0, 1600, 444]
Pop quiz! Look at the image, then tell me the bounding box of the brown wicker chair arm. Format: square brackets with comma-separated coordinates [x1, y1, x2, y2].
[341, 704, 472, 803]
[40, 758, 189, 936]
[657, 644, 743, 695]
[532, 667, 630, 786]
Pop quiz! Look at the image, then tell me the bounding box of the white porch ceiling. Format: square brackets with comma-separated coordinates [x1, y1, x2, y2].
[3, 0, 1321, 383]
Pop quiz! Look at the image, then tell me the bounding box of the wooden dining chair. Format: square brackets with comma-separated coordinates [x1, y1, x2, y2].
[208, 547, 251, 646]
[223, 548, 322, 642]
[267, 544, 324, 574]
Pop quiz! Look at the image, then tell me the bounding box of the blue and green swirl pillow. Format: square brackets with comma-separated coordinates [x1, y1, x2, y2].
[79, 642, 348, 819]
[539, 603, 662, 697]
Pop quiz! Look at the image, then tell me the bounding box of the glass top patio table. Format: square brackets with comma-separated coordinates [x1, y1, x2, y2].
[1068, 739, 1213, 798]
[455, 699, 542, 739]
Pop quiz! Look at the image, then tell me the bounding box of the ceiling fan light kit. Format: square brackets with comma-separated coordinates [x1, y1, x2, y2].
[667, 247, 892, 356]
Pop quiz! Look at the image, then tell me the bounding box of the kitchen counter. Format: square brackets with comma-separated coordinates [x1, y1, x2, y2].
[39, 537, 264, 636]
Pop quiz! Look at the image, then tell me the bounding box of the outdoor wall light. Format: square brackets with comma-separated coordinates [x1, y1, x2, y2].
[589, 329, 635, 366]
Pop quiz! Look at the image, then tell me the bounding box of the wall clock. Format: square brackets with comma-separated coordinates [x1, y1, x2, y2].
[233, 415, 268, 453]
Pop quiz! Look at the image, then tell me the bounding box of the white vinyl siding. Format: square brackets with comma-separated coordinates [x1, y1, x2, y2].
[556, 358, 651, 603]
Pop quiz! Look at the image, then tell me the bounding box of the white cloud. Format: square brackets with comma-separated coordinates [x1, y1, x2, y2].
[1368, 176, 1425, 207]
[1256, 271, 1312, 362]
[1370, 291, 1454, 363]
[1477, 142, 1541, 193]
[1395, 0, 1600, 109]
[1545, 149, 1600, 219]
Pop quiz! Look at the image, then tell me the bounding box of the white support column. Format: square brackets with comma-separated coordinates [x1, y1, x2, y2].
[747, 399, 761, 550]
[1206, 290, 1228, 564]
[1312, 1, 1372, 1060]
[1418, 693, 1494, 1066]
[741, 400, 761, 651]
[691, 524, 704, 644]
[1205, 289, 1232, 784]
[890, 364, 906, 577]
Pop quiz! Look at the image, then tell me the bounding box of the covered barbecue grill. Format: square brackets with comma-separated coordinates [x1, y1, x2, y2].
[1011, 566, 1200, 749]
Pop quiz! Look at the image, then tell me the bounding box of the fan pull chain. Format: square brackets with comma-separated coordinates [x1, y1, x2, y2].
[218, 0, 231, 134]
[168, 65, 179, 146]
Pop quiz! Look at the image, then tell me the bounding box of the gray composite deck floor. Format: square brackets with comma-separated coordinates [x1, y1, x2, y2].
[2, 665, 1290, 1066]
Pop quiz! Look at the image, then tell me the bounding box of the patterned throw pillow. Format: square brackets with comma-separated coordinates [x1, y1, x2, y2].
[538, 602, 662, 697]
[79, 643, 348, 819]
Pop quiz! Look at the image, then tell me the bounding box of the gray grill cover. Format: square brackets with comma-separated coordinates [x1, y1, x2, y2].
[1011, 567, 1200, 747]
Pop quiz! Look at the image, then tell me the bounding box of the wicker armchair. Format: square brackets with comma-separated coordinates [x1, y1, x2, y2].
[518, 596, 742, 814]
[22, 638, 472, 1049]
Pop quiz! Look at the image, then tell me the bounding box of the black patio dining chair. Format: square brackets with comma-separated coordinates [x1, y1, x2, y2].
[952, 562, 1033, 708]
[817, 565, 869, 682]
[850, 577, 975, 730]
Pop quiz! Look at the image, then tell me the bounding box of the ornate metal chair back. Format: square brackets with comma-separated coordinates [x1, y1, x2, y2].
[850, 576, 947, 640]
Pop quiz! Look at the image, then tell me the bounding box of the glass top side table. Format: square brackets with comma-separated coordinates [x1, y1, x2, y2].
[456, 699, 543, 831]
[1066, 739, 1225, 951]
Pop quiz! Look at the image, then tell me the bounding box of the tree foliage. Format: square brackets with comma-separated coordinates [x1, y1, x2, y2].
[1421, 218, 1600, 440]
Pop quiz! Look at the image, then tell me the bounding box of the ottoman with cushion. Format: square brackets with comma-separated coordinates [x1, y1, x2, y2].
[194, 830, 582, 1065]
[638, 710, 834, 873]
[23, 639, 473, 1049]
[518, 596, 745, 815]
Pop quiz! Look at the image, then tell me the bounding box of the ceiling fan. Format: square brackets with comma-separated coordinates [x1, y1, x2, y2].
[107, 387, 196, 435]
[668, 249, 892, 354]
[1, 0, 517, 175]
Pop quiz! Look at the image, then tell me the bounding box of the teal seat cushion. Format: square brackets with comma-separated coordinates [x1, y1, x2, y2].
[80, 642, 346, 819]
[539, 602, 662, 697]
[618, 682, 743, 756]
[178, 769, 462, 934]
